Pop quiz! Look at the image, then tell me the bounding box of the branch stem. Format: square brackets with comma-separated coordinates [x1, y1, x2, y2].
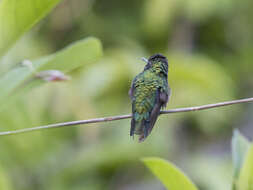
[0, 97, 253, 136]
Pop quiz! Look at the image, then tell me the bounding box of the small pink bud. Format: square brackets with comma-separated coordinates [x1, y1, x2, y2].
[36, 70, 70, 82]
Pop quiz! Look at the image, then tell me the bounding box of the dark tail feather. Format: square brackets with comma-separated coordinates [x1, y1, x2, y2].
[143, 103, 162, 140]
[144, 120, 149, 138]
[130, 118, 135, 137]
[131, 106, 161, 142]
[139, 120, 150, 142]
[141, 89, 166, 140]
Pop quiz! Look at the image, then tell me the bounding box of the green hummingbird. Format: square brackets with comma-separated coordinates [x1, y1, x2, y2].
[129, 54, 170, 142]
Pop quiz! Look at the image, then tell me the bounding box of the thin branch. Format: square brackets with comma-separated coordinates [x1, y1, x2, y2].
[0, 97, 253, 136]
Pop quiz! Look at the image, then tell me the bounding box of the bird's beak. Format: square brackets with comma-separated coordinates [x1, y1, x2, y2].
[141, 57, 148, 63]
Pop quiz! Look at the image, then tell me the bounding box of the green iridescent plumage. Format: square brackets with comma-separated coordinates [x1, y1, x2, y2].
[129, 54, 170, 141]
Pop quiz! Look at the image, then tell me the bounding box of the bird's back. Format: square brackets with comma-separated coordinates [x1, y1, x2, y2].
[130, 69, 168, 140]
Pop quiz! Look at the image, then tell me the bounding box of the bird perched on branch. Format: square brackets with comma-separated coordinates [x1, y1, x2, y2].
[129, 54, 170, 142]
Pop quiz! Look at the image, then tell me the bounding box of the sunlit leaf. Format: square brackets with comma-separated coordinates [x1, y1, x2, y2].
[232, 130, 250, 179]
[142, 157, 198, 190]
[238, 145, 253, 190]
[0, 0, 62, 58]
[0, 37, 103, 108]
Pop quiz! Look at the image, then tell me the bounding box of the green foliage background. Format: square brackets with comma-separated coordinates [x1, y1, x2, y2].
[0, 0, 253, 189]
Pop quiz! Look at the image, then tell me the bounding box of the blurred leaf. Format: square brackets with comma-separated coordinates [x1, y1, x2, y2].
[0, 37, 103, 108]
[232, 130, 250, 180]
[168, 53, 236, 133]
[238, 144, 253, 190]
[0, 166, 12, 190]
[143, 0, 175, 36]
[78, 47, 144, 114]
[183, 0, 233, 22]
[187, 154, 231, 190]
[40, 140, 169, 190]
[142, 157, 198, 190]
[0, 0, 62, 58]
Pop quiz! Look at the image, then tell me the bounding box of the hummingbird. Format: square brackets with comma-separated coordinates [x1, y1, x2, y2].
[129, 54, 170, 142]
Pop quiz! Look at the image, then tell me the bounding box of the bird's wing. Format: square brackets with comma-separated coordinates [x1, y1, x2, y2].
[148, 87, 169, 135]
[138, 79, 169, 141]
[130, 73, 170, 141]
[130, 75, 157, 137]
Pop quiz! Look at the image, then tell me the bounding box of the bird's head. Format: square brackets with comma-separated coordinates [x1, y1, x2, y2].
[144, 54, 168, 76]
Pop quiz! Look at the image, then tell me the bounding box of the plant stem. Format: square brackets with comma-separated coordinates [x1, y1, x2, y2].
[0, 97, 253, 136]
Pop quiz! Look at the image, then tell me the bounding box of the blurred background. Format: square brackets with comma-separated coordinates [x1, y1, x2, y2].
[0, 0, 253, 189]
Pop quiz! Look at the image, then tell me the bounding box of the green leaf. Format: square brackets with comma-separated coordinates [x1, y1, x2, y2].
[143, 0, 176, 36]
[238, 145, 253, 190]
[0, 0, 62, 58]
[183, 0, 233, 22]
[142, 157, 198, 190]
[0, 166, 12, 190]
[232, 130, 251, 179]
[167, 53, 236, 133]
[0, 37, 103, 108]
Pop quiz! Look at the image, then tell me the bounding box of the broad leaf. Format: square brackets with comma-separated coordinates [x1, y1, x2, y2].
[232, 129, 250, 179]
[238, 145, 253, 190]
[0, 37, 103, 107]
[142, 157, 198, 190]
[0, 0, 62, 58]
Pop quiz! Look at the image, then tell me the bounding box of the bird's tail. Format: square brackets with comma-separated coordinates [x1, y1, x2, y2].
[130, 118, 143, 137]
[130, 117, 153, 142]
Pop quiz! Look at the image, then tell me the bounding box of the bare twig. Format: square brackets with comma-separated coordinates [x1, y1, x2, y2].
[0, 97, 253, 136]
